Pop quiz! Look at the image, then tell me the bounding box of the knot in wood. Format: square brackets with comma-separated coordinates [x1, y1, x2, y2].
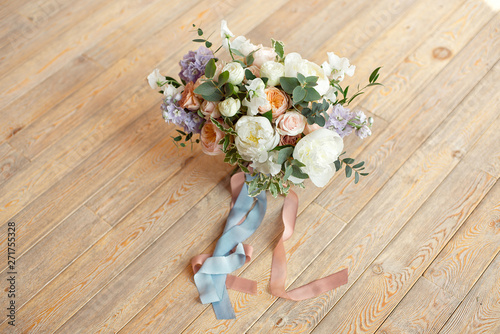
[275, 316, 287, 327]
[432, 47, 452, 60]
[372, 264, 384, 275]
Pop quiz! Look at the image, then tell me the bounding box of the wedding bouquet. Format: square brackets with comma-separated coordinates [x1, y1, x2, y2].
[148, 20, 381, 197]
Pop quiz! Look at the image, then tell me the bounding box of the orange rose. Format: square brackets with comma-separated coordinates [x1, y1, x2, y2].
[200, 121, 225, 156]
[258, 87, 290, 119]
[179, 81, 201, 111]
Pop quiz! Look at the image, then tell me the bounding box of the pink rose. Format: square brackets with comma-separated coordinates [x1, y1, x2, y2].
[276, 111, 306, 136]
[280, 135, 301, 146]
[179, 81, 201, 111]
[244, 65, 261, 81]
[258, 87, 290, 119]
[252, 45, 277, 67]
[200, 100, 221, 119]
[200, 121, 225, 156]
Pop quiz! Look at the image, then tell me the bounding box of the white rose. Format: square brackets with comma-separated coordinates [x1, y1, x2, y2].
[293, 128, 344, 187]
[322, 52, 355, 82]
[284, 53, 330, 96]
[147, 68, 164, 89]
[231, 36, 257, 56]
[222, 62, 245, 85]
[235, 116, 280, 163]
[250, 151, 281, 176]
[242, 78, 268, 115]
[163, 83, 179, 98]
[260, 61, 285, 87]
[219, 97, 241, 117]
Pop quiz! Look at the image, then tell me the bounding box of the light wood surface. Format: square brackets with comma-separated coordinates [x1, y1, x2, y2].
[1, 0, 499, 333]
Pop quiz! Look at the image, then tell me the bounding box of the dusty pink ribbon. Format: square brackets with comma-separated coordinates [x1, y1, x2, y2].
[191, 173, 348, 303]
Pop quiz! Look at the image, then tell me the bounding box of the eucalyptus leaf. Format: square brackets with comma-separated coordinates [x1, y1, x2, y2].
[280, 77, 300, 94]
[292, 86, 306, 104]
[277, 147, 293, 164]
[304, 87, 321, 102]
[353, 161, 365, 169]
[262, 110, 273, 123]
[217, 70, 230, 86]
[345, 165, 352, 178]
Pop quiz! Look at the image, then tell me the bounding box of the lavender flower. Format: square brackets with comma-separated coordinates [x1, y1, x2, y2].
[350, 110, 373, 139]
[325, 104, 354, 138]
[178, 46, 214, 83]
[161, 94, 204, 134]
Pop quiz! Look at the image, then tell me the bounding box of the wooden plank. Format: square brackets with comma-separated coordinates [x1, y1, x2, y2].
[0, 206, 110, 315]
[0, 142, 29, 185]
[360, 0, 498, 122]
[439, 252, 500, 334]
[180, 204, 346, 334]
[376, 277, 460, 334]
[248, 26, 500, 332]
[309, 154, 496, 332]
[1, 55, 104, 144]
[424, 164, 500, 298]
[314, 10, 500, 222]
[0, 153, 232, 334]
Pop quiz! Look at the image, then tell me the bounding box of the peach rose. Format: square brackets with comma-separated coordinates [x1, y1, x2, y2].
[200, 100, 221, 119]
[276, 111, 306, 136]
[280, 135, 301, 146]
[252, 45, 277, 67]
[243, 65, 261, 83]
[179, 81, 201, 111]
[200, 121, 225, 156]
[258, 87, 290, 119]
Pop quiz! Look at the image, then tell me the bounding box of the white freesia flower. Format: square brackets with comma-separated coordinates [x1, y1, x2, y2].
[235, 116, 280, 163]
[242, 78, 268, 115]
[250, 151, 281, 176]
[222, 62, 245, 85]
[323, 86, 337, 102]
[147, 68, 164, 89]
[163, 83, 179, 98]
[219, 97, 241, 117]
[322, 52, 355, 82]
[293, 128, 344, 187]
[221, 20, 235, 50]
[231, 36, 256, 56]
[284, 53, 330, 96]
[260, 61, 285, 87]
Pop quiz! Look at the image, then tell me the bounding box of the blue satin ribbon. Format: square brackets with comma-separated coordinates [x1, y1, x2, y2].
[193, 174, 267, 319]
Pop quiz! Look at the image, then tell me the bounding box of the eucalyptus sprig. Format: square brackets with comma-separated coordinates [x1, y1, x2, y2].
[334, 152, 368, 184]
[280, 73, 321, 106]
[191, 24, 214, 49]
[171, 129, 200, 149]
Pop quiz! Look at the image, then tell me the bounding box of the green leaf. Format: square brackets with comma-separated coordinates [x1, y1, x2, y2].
[305, 76, 318, 84]
[217, 70, 230, 86]
[224, 82, 235, 95]
[345, 165, 352, 178]
[304, 87, 321, 102]
[193, 38, 205, 42]
[280, 77, 300, 94]
[197, 28, 203, 36]
[231, 48, 245, 57]
[180, 143, 186, 147]
[343, 158, 355, 164]
[360, 172, 369, 176]
[334, 159, 341, 171]
[185, 132, 193, 141]
[223, 135, 230, 152]
[233, 59, 246, 67]
[204, 90, 224, 102]
[297, 72, 306, 85]
[176, 130, 187, 135]
[355, 171, 360, 184]
[194, 81, 217, 95]
[272, 39, 284, 59]
[291, 165, 309, 179]
[204, 58, 216, 79]
[245, 69, 256, 80]
[315, 115, 326, 127]
[277, 146, 294, 164]
[284, 165, 293, 181]
[292, 86, 306, 104]
[239, 163, 250, 173]
[173, 136, 182, 142]
[353, 161, 365, 169]
[369, 67, 382, 83]
[262, 110, 273, 123]
[269, 182, 278, 197]
[205, 41, 212, 48]
[246, 53, 254, 66]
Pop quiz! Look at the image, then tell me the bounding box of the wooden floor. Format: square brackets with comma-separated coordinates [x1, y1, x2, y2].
[1, 0, 499, 333]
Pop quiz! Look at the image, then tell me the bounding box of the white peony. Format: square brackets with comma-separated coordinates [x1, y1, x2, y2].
[222, 62, 245, 85]
[242, 78, 268, 115]
[147, 68, 164, 89]
[322, 52, 355, 82]
[284, 53, 330, 96]
[260, 61, 285, 87]
[292, 128, 344, 187]
[250, 151, 281, 176]
[235, 116, 280, 163]
[219, 97, 241, 117]
[231, 36, 257, 56]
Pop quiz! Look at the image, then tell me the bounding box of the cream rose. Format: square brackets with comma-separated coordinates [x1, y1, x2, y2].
[284, 52, 330, 96]
[260, 61, 285, 87]
[258, 87, 290, 119]
[276, 111, 306, 136]
[222, 62, 245, 85]
[200, 121, 225, 156]
[292, 128, 344, 187]
[235, 116, 280, 163]
[219, 97, 241, 117]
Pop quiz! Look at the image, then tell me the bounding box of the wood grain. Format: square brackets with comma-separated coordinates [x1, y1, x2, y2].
[0, 142, 28, 185]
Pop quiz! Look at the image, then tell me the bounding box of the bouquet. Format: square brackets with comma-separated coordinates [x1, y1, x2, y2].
[148, 20, 381, 197]
[147, 20, 382, 320]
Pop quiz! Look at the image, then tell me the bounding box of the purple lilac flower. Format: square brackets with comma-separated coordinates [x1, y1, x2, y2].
[350, 110, 373, 139]
[178, 46, 214, 83]
[325, 104, 355, 138]
[161, 95, 204, 134]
